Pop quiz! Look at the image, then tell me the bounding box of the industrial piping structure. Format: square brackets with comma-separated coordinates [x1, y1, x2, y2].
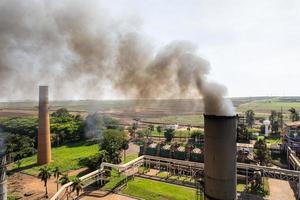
[37, 86, 52, 165]
[0, 154, 7, 200]
[204, 115, 237, 200]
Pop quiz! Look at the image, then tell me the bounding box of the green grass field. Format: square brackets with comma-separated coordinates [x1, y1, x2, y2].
[143, 115, 204, 126]
[10, 141, 99, 175]
[123, 152, 139, 164]
[257, 135, 282, 145]
[237, 98, 300, 113]
[102, 169, 126, 190]
[122, 177, 200, 200]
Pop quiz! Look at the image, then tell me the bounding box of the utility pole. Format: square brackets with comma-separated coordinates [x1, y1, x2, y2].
[281, 106, 284, 134]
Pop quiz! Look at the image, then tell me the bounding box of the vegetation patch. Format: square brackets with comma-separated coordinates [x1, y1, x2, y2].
[102, 169, 126, 190]
[123, 152, 139, 164]
[121, 177, 199, 200]
[10, 140, 98, 175]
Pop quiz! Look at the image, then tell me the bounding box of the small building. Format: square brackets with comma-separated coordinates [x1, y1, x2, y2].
[165, 124, 178, 130]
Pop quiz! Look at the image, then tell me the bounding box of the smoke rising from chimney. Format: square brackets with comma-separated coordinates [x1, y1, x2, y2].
[0, 0, 235, 116]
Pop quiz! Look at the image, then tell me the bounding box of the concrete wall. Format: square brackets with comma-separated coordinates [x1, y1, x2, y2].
[37, 86, 51, 165]
[204, 115, 237, 200]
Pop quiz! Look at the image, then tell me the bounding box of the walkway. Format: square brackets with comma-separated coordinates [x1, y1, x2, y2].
[268, 178, 295, 200]
[81, 193, 137, 200]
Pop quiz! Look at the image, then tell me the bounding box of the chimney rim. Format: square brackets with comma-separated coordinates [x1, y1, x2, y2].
[204, 114, 237, 119]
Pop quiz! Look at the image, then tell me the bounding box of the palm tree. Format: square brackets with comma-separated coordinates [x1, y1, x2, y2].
[53, 166, 62, 191]
[186, 125, 191, 143]
[289, 107, 300, 122]
[59, 174, 70, 185]
[38, 166, 52, 198]
[59, 174, 70, 200]
[157, 126, 162, 142]
[72, 177, 83, 198]
[5, 143, 16, 163]
[245, 110, 255, 128]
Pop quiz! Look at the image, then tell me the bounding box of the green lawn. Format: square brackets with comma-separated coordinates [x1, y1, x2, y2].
[122, 177, 200, 200]
[102, 169, 126, 190]
[256, 135, 282, 145]
[10, 141, 99, 175]
[123, 152, 139, 164]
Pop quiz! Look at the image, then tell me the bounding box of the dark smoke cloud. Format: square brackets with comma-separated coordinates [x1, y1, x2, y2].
[0, 0, 235, 115]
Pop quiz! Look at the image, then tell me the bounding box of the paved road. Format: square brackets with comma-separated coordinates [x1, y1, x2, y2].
[268, 178, 296, 200]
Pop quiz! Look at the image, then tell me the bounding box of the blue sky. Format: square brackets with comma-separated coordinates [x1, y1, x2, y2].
[99, 0, 300, 97]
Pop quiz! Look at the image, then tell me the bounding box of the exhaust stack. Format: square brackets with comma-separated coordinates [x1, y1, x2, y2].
[204, 115, 237, 200]
[37, 86, 51, 165]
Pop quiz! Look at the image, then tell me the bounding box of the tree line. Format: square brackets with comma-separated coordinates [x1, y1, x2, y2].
[1, 108, 127, 162]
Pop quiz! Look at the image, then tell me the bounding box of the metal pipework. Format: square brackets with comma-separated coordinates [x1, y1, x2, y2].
[204, 115, 237, 200]
[37, 86, 51, 165]
[0, 154, 7, 200]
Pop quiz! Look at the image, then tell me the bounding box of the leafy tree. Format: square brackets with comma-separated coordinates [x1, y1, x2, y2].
[132, 122, 138, 131]
[144, 128, 151, 139]
[128, 122, 138, 138]
[148, 125, 154, 132]
[51, 109, 84, 143]
[99, 129, 129, 164]
[51, 108, 72, 118]
[84, 114, 123, 139]
[79, 150, 108, 171]
[289, 107, 300, 122]
[72, 177, 83, 198]
[53, 166, 62, 191]
[38, 166, 52, 198]
[191, 130, 204, 143]
[0, 117, 37, 138]
[164, 129, 175, 142]
[5, 134, 35, 160]
[245, 110, 255, 128]
[102, 116, 123, 130]
[269, 110, 282, 134]
[136, 130, 145, 138]
[254, 139, 270, 165]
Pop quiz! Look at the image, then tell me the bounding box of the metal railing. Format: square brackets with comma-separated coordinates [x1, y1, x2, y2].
[287, 146, 300, 171]
[51, 155, 300, 200]
[50, 156, 145, 200]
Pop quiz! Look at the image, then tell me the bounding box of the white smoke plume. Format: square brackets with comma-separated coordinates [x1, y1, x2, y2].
[0, 0, 235, 116]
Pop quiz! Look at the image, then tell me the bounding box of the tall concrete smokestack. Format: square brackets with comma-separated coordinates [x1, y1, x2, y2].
[204, 115, 237, 200]
[37, 86, 51, 165]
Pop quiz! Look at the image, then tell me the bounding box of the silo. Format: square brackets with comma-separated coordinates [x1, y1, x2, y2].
[204, 115, 237, 200]
[37, 86, 51, 165]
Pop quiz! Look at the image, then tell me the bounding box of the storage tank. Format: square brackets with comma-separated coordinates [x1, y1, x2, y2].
[204, 115, 237, 200]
